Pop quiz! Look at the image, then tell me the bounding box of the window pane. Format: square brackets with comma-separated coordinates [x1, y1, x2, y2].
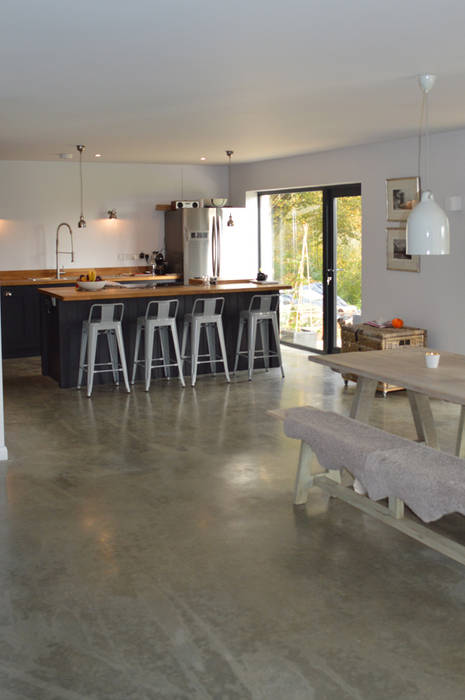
[260, 191, 323, 350]
[334, 195, 362, 347]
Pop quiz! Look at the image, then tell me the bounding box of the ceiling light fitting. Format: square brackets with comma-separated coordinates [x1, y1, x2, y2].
[406, 75, 449, 255]
[226, 150, 234, 227]
[94, 153, 102, 158]
[107, 209, 117, 219]
[76, 145, 87, 229]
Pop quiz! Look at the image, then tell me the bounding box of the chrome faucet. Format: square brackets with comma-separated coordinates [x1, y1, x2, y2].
[56, 222, 74, 279]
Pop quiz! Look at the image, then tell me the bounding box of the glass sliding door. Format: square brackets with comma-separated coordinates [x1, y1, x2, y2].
[259, 189, 324, 350]
[259, 184, 361, 353]
[332, 194, 362, 348]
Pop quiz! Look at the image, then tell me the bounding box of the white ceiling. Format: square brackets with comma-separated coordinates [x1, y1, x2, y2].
[2, 0, 465, 164]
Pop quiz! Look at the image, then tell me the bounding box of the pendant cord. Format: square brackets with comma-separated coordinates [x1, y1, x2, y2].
[425, 90, 430, 193]
[79, 150, 84, 218]
[418, 92, 426, 190]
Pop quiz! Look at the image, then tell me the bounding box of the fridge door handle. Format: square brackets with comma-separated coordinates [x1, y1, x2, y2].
[216, 215, 221, 277]
[211, 216, 216, 276]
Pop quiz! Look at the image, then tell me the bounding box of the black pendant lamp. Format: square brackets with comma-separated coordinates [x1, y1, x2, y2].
[226, 150, 234, 227]
[76, 145, 87, 228]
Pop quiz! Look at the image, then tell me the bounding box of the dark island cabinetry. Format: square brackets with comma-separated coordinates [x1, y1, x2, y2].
[38, 282, 291, 388]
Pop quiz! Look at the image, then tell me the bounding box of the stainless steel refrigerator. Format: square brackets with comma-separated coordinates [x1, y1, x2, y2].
[165, 208, 256, 284]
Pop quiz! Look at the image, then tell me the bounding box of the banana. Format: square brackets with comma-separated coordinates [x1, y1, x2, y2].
[88, 269, 96, 282]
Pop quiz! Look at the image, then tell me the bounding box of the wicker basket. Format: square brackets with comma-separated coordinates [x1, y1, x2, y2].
[340, 323, 427, 394]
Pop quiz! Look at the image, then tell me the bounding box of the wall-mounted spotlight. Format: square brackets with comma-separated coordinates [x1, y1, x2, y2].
[107, 209, 117, 219]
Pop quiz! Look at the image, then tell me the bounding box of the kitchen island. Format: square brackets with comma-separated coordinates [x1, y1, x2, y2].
[38, 281, 291, 388]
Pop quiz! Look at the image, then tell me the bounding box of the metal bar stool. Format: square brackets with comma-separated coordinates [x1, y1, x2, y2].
[233, 293, 285, 381]
[181, 297, 230, 387]
[77, 303, 130, 397]
[131, 298, 185, 391]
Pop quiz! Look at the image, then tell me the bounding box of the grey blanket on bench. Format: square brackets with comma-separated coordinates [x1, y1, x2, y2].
[283, 406, 465, 522]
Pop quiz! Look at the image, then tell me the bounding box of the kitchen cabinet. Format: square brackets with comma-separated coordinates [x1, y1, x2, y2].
[1, 283, 78, 358]
[1, 285, 41, 358]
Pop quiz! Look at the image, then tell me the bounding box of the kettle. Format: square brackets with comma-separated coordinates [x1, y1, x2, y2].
[154, 251, 167, 275]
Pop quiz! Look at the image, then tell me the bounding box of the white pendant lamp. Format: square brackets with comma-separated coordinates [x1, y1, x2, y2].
[406, 74, 449, 255]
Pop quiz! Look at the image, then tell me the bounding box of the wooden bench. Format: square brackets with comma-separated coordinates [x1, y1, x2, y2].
[270, 406, 465, 566]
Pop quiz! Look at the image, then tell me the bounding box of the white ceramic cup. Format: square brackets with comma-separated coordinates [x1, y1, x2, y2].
[425, 352, 440, 368]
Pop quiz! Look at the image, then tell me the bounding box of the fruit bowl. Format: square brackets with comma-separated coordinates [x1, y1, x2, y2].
[77, 281, 106, 291]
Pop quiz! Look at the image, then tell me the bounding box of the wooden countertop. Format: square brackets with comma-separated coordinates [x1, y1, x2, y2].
[0, 273, 180, 287]
[38, 281, 292, 302]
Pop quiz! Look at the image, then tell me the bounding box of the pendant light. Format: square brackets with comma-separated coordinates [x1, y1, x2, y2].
[226, 150, 234, 227]
[76, 145, 87, 228]
[406, 75, 449, 255]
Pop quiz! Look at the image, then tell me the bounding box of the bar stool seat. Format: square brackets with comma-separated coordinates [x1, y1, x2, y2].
[233, 293, 285, 381]
[131, 299, 185, 390]
[77, 303, 130, 397]
[181, 297, 230, 387]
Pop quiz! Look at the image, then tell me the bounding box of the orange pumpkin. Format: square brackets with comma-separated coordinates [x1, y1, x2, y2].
[392, 318, 404, 328]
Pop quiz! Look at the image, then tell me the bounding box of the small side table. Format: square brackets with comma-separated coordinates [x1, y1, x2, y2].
[340, 323, 428, 395]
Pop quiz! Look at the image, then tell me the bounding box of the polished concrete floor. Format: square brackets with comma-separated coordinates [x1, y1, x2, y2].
[1, 348, 465, 699]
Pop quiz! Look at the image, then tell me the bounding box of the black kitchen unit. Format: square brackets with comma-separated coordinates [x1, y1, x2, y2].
[1, 283, 77, 358]
[1, 285, 41, 358]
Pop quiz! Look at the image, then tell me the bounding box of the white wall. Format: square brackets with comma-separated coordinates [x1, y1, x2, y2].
[230, 130, 465, 352]
[0, 161, 227, 271]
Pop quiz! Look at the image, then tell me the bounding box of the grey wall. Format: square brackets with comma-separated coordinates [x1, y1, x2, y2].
[0, 161, 227, 271]
[230, 130, 465, 352]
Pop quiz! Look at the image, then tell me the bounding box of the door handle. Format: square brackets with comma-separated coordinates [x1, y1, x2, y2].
[326, 268, 344, 273]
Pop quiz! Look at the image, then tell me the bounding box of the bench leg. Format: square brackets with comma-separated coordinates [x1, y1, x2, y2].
[456, 405, 465, 457]
[407, 390, 438, 449]
[350, 377, 378, 422]
[294, 442, 314, 505]
[389, 496, 405, 520]
[293, 441, 340, 505]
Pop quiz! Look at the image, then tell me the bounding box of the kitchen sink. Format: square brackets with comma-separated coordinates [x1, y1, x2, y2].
[29, 276, 75, 281]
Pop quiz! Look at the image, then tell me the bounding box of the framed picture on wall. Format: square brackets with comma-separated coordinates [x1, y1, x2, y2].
[386, 227, 420, 272]
[386, 176, 420, 221]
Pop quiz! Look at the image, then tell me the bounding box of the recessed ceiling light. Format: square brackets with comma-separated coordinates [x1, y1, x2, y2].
[200, 156, 206, 161]
[59, 153, 73, 159]
[94, 153, 102, 158]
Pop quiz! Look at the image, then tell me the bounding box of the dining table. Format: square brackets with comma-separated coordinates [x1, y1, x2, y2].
[309, 346, 465, 457]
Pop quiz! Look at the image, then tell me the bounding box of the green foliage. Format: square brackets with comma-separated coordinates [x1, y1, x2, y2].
[263, 190, 361, 340]
[267, 191, 361, 307]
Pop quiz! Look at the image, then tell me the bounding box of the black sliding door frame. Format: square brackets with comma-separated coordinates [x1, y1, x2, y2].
[258, 182, 361, 354]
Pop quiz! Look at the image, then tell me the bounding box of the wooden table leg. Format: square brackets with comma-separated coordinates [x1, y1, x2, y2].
[349, 377, 378, 423]
[455, 405, 465, 457]
[407, 390, 438, 449]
